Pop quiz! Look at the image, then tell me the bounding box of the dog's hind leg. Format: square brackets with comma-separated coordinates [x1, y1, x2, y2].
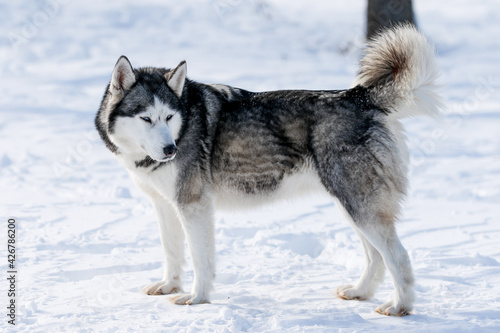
[336, 193, 415, 315]
[312, 134, 414, 315]
[335, 204, 386, 301]
[335, 199, 414, 315]
[358, 218, 414, 316]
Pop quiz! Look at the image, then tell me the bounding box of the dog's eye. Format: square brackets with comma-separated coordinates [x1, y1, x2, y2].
[166, 115, 173, 122]
[141, 116, 152, 123]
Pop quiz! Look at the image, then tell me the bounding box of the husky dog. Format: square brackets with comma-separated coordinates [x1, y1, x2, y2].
[95, 25, 441, 316]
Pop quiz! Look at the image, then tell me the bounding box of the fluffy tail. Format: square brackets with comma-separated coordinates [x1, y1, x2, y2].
[354, 24, 443, 119]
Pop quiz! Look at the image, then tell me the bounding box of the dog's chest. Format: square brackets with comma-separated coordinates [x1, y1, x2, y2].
[127, 162, 179, 202]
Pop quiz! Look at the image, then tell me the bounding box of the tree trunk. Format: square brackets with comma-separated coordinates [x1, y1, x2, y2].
[367, 0, 415, 40]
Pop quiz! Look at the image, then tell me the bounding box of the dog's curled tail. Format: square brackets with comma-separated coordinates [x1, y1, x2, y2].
[354, 24, 443, 119]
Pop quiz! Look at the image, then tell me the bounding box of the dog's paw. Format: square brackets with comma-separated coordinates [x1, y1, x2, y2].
[143, 280, 182, 295]
[170, 293, 210, 305]
[375, 300, 412, 316]
[335, 284, 370, 301]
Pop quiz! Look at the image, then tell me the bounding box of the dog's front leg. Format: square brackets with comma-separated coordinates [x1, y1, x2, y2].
[171, 196, 215, 305]
[143, 195, 185, 295]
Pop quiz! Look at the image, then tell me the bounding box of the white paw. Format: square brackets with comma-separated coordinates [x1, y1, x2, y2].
[143, 280, 182, 295]
[170, 293, 210, 305]
[375, 300, 412, 316]
[335, 284, 370, 301]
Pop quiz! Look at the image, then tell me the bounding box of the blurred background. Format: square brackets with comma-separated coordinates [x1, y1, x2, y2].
[0, 1, 498, 113]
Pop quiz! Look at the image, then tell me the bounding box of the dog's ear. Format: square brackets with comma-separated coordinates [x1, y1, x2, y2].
[165, 61, 187, 98]
[109, 56, 136, 98]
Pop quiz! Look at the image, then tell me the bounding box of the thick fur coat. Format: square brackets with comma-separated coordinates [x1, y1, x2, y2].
[95, 25, 441, 316]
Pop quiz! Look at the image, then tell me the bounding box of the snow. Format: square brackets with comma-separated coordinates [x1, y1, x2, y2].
[1, 0, 500, 332]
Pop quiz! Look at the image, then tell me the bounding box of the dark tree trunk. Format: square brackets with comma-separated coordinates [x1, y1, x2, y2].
[367, 0, 415, 40]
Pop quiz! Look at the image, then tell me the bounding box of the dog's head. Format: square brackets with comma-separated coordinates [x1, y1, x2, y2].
[96, 56, 187, 162]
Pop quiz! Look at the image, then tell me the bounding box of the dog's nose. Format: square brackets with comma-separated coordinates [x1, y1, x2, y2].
[163, 144, 177, 158]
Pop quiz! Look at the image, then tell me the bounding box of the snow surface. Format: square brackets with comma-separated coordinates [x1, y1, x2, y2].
[1, 0, 500, 332]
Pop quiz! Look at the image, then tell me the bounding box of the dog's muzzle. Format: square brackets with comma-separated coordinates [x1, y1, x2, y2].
[163, 144, 177, 159]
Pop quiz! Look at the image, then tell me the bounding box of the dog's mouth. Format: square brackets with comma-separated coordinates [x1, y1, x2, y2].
[156, 153, 176, 163]
[142, 145, 177, 163]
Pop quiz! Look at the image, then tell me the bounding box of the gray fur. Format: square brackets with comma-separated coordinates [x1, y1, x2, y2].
[95, 25, 442, 315]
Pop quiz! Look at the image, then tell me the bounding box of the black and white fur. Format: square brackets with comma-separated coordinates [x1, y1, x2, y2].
[95, 25, 441, 316]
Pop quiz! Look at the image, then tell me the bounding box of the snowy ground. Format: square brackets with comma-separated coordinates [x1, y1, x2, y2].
[1, 0, 499, 332]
